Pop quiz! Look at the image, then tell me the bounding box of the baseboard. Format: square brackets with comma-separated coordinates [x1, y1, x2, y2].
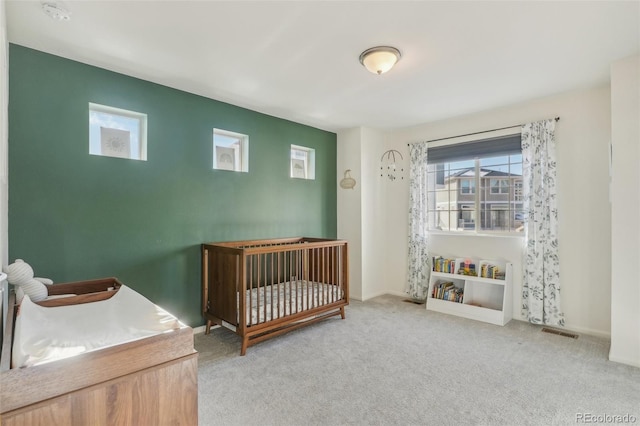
[359, 290, 408, 302]
[509, 317, 611, 340]
[561, 323, 611, 340]
[385, 290, 410, 298]
[608, 353, 640, 368]
[370, 294, 613, 340]
[192, 324, 220, 335]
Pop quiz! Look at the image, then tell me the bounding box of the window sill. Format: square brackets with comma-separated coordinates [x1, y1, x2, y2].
[428, 230, 524, 239]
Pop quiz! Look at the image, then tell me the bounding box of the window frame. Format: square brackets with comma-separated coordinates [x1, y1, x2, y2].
[213, 128, 249, 173]
[89, 103, 147, 161]
[427, 150, 523, 236]
[290, 144, 315, 180]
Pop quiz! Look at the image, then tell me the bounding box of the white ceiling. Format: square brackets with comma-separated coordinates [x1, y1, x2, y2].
[5, 1, 640, 133]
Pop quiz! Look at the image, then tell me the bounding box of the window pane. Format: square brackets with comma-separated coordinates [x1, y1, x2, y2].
[213, 129, 249, 172]
[428, 152, 523, 233]
[291, 144, 315, 179]
[432, 209, 450, 231]
[479, 156, 510, 168]
[485, 209, 510, 231]
[89, 103, 147, 161]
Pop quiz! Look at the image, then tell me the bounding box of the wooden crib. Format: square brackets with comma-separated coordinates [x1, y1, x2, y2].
[201, 237, 349, 355]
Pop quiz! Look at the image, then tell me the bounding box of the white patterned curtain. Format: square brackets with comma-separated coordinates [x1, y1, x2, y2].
[521, 119, 564, 326]
[406, 142, 430, 301]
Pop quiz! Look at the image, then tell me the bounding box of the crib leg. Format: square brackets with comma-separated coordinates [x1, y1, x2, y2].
[205, 319, 212, 335]
[340, 306, 346, 319]
[241, 337, 249, 356]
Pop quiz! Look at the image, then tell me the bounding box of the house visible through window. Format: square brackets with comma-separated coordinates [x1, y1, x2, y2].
[426, 134, 523, 233]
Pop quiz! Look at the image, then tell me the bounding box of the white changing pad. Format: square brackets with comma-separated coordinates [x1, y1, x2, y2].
[12, 285, 183, 368]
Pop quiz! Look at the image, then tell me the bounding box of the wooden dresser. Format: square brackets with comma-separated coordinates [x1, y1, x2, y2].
[0, 280, 198, 425]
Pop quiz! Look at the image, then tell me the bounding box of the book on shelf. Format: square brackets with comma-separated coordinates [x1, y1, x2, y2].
[432, 256, 456, 273]
[431, 281, 464, 303]
[480, 264, 505, 280]
[457, 259, 477, 276]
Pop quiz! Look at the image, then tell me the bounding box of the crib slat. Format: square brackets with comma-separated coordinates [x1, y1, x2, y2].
[262, 253, 267, 324]
[248, 254, 253, 327]
[270, 252, 274, 322]
[333, 247, 337, 303]
[322, 247, 326, 306]
[328, 246, 332, 303]
[277, 251, 281, 320]
[288, 249, 292, 317]
[308, 247, 313, 310]
[299, 248, 304, 313]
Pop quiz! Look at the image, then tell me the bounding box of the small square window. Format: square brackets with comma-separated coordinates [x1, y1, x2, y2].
[213, 129, 248, 172]
[291, 145, 315, 180]
[89, 103, 147, 161]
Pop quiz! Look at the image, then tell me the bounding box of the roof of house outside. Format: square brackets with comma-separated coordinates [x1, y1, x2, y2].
[447, 168, 522, 179]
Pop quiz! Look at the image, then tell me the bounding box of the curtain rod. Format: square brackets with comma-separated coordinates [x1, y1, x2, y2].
[407, 116, 560, 146]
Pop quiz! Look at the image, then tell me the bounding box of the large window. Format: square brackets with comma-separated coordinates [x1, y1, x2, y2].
[426, 135, 523, 233]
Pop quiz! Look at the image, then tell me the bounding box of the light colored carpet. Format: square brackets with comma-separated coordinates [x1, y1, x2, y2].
[195, 295, 640, 426]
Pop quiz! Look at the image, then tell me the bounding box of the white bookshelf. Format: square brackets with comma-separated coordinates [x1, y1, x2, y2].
[427, 257, 513, 326]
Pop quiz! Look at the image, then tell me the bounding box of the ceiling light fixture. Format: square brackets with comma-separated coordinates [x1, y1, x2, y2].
[359, 46, 401, 75]
[42, 2, 71, 21]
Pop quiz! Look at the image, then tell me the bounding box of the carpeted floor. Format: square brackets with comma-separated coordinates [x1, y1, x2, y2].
[195, 295, 640, 426]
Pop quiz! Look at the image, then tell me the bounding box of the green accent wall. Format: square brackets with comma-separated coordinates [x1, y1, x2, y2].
[8, 44, 337, 326]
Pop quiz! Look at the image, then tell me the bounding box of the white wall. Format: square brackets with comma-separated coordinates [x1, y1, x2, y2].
[360, 127, 387, 300]
[1, 0, 8, 333]
[610, 55, 640, 367]
[337, 127, 390, 301]
[377, 86, 612, 338]
[337, 128, 363, 300]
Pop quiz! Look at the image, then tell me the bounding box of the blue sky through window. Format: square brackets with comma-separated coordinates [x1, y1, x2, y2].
[89, 110, 142, 159]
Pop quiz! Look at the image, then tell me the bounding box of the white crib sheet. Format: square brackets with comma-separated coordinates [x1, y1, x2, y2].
[12, 285, 183, 368]
[244, 281, 343, 325]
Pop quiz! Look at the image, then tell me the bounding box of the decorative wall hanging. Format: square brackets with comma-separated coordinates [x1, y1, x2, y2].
[339, 169, 357, 189]
[380, 149, 404, 181]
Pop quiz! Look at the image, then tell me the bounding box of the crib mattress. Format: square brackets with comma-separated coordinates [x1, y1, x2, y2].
[244, 281, 343, 325]
[12, 285, 183, 368]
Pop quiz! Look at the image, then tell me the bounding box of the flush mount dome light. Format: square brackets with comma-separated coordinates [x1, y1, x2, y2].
[359, 46, 401, 75]
[42, 2, 71, 21]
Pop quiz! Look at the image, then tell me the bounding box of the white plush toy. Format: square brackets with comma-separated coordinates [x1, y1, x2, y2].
[3, 259, 53, 303]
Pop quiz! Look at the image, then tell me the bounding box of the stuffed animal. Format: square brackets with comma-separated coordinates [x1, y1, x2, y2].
[3, 259, 53, 303]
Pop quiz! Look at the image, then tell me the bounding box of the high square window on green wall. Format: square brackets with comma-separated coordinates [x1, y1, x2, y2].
[291, 145, 315, 180]
[89, 103, 147, 161]
[213, 128, 249, 172]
